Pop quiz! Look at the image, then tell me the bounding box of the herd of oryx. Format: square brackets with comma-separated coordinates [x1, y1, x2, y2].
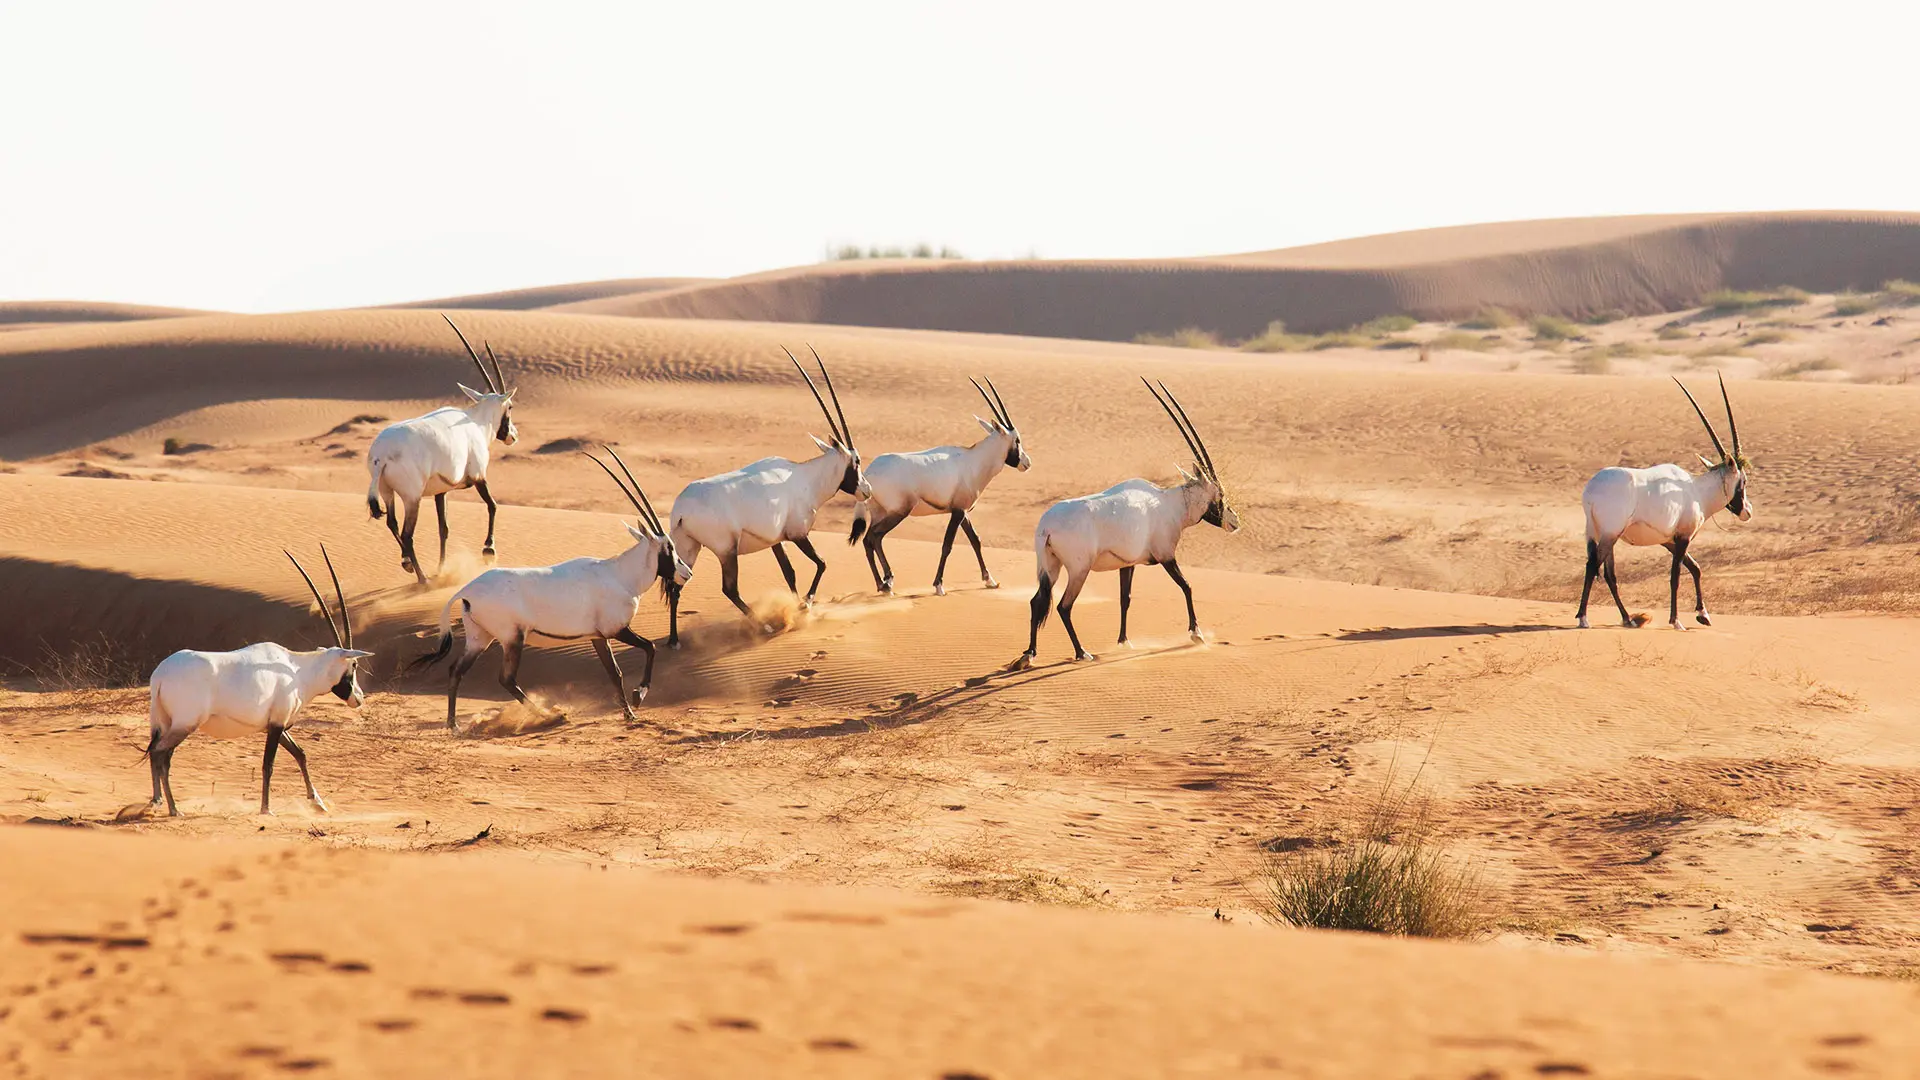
[139, 316, 1754, 817]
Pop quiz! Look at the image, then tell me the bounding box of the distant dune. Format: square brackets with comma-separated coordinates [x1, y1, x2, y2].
[568, 212, 1920, 338]
[0, 300, 214, 327]
[387, 277, 713, 311]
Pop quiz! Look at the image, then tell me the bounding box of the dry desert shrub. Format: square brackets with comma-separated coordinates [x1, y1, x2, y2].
[1765, 356, 1840, 380]
[1426, 330, 1496, 352]
[1832, 294, 1882, 317]
[1529, 315, 1580, 342]
[1699, 287, 1807, 315]
[1133, 327, 1223, 349]
[1457, 307, 1516, 330]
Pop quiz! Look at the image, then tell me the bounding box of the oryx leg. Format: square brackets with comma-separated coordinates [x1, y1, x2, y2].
[1682, 551, 1709, 624]
[1056, 569, 1094, 662]
[446, 628, 495, 732]
[865, 511, 907, 593]
[717, 551, 767, 632]
[1162, 558, 1201, 642]
[277, 729, 327, 811]
[474, 478, 499, 556]
[1576, 538, 1601, 629]
[666, 537, 701, 649]
[498, 631, 532, 705]
[791, 536, 828, 606]
[433, 493, 450, 572]
[156, 745, 179, 818]
[259, 725, 282, 815]
[398, 499, 427, 585]
[1019, 572, 1054, 668]
[1117, 565, 1135, 645]
[959, 513, 997, 588]
[614, 627, 658, 706]
[771, 544, 799, 594]
[382, 495, 401, 542]
[590, 636, 637, 723]
[1600, 542, 1634, 628]
[932, 510, 965, 596]
[1665, 536, 1692, 631]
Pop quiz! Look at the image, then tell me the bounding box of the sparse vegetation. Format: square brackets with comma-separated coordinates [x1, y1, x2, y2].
[1699, 287, 1808, 315]
[1766, 356, 1841, 380]
[1133, 327, 1222, 349]
[1426, 331, 1496, 352]
[1568, 342, 1648, 374]
[1357, 314, 1418, 337]
[1741, 330, 1792, 346]
[829, 243, 964, 261]
[19, 635, 147, 697]
[1883, 279, 1920, 304]
[1256, 774, 1488, 939]
[1832, 294, 1881, 317]
[1237, 321, 1367, 352]
[1374, 338, 1421, 350]
[1529, 315, 1580, 342]
[1692, 341, 1745, 359]
[1657, 324, 1693, 341]
[1457, 307, 1516, 330]
[1582, 309, 1627, 325]
[162, 437, 214, 455]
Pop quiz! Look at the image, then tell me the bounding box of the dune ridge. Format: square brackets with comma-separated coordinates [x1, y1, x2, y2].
[386, 277, 713, 312]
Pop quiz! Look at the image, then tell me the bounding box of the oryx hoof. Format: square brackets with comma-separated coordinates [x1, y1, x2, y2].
[621, 709, 639, 725]
[482, 545, 497, 557]
[1669, 620, 1687, 632]
[258, 805, 275, 817]
[309, 795, 331, 814]
[1073, 650, 1096, 662]
[1577, 615, 1591, 629]
[632, 686, 649, 705]
[1011, 652, 1035, 671]
[933, 584, 947, 597]
[1189, 631, 1205, 644]
[983, 577, 1000, 590]
[1696, 612, 1713, 626]
[761, 623, 780, 636]
[400, 557, 417, 573]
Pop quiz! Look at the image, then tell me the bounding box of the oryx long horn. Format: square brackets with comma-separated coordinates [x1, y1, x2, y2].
[320, 543, 352, 649]
[1717, 369, 1740, 458]
[1155, 380, 1218, 480]
[1142, 378, 1209, 479]
[580, 449, 657, 533]
[602, 445, 664, 535]
[783, 345, 843, 445]
[1672, 376, 1730, 463]
[970, 376, 1006, 427]
[809, 345, 853, 447]
[484, 341, 508, 394]
[441, 314, 500, 394]
[985, 376, 1013, 429]
[285, 550, 345, 649]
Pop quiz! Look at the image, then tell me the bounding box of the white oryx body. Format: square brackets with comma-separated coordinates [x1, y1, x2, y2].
[1017, 381, 1240, 668]
[852, 377, 1030, 595]
[144, 549, 369, 816]
[415, 447, 691, 727]
[366, 315, 519, 584]
[1578, 373, 1752, 631]
[664, 348, 870, 644]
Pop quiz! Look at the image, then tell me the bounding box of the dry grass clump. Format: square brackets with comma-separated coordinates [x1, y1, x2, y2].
[1426, 330, 1497, 352]
[1529, 315, 1581, 342]
[1882, 279, 1920, 304]
[1256, 773, 1488, 939]
[1832, 294, 1882, 317]
[1357, 314, 1417, 337]
[1656, 324, 1693, 341]
[1133, 327, 1223, 349]
[1457, 307, 1516, 330]
[1567, 341, 1649, 374]
[1741, 330, 1792, 346]
[1692, 341, 1746, 359]
[1699, 287, 1808, 315]
[1765, 356, 1841, 380]
[1239, 321, 1370, 352]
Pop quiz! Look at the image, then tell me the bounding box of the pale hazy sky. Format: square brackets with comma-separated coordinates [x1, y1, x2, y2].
[5, 2, 1915, 313]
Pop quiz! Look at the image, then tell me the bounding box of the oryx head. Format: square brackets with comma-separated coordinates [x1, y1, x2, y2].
[970, 375, 1031, 471]
[786, 345, 872, 500]
[1144, 378, 1240, 534]
[1673, 371, 1752, 522]
[285, 545, 372, 707]
[583, 445, 695, 593]
[443, 314, 519, 447]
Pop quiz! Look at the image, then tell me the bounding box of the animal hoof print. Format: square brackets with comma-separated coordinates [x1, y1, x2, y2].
[1697, 613, 1713, 626]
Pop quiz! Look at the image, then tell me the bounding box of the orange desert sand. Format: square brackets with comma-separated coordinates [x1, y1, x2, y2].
[4, 214, 1920, 1078]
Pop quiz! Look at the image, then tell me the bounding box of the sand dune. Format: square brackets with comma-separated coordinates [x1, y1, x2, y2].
[0, 300, 214, 329]
[4, 824, 1917, 1079]
[386, 277, 712, 312]
[562, 212, 1920, 338]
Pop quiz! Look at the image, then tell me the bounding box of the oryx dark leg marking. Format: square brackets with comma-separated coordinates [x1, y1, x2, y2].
[434, 493, 450, 571]
[933, 510, 965, 592]
[1665, 536, 1690, 627]
[791, 536, 828, 603]
[399, 500, 426, 584]
[614, 627, 657, 698]
[1577, 538, 1601, 625]
[1162, 558, 1198, 636]
[771, 544, 799, 594]
[1056, 570, 1092, 660]
[383, 496, 401, 541]
[719, 551, 756, 621]
[590, 636, 631, 717]
[1681, 551, 1708, 623]
[278, 729, 322, 806]
[259, 726, 282, 814]
[1600, 542, 1632, 626]
[863, 537, 885, 591]
[667, 581, 683, 648]
[959, 513, 994, 584]
[447, 646, 484, 731]
[866, 511, 908, 591]
[498, 632, 532, 704]
[1117, 565, 1135, 644]
[474, 478, 499, 556]
[1024, 572, 1052, 661]
[158, 746, 179, 817]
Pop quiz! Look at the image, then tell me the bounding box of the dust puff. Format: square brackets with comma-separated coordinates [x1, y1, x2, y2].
[1629, 612, 1651, 628]
[461, 693, 568, 738]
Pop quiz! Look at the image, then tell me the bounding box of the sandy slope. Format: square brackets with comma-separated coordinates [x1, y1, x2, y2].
[557, 212, 1920, 338]
[386, 277, 712, 311]
[4, 824, 1918, 1080]
[0, 301, 214, 329]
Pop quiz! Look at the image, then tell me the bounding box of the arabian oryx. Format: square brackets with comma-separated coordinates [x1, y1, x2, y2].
[850, 376, 1031, 595]
[1578, 372, 1752, 631]
[664, 347, 871, 646]
[1015, 379, 1240, 669]
[366, 314, 519, 585]
[144, 547, 371, 817]
[412, 446, 692, 729]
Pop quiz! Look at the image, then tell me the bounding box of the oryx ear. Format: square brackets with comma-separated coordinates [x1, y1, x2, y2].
[976, 415, 999, 434]
[625, 522, 650, 542]
[501, 388, 517, 404]
[1697, 454, 1716, 470]
[808, 433, 836, 454]
[1177, 465, 1199, 485]
[457, 383, 485, 403]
